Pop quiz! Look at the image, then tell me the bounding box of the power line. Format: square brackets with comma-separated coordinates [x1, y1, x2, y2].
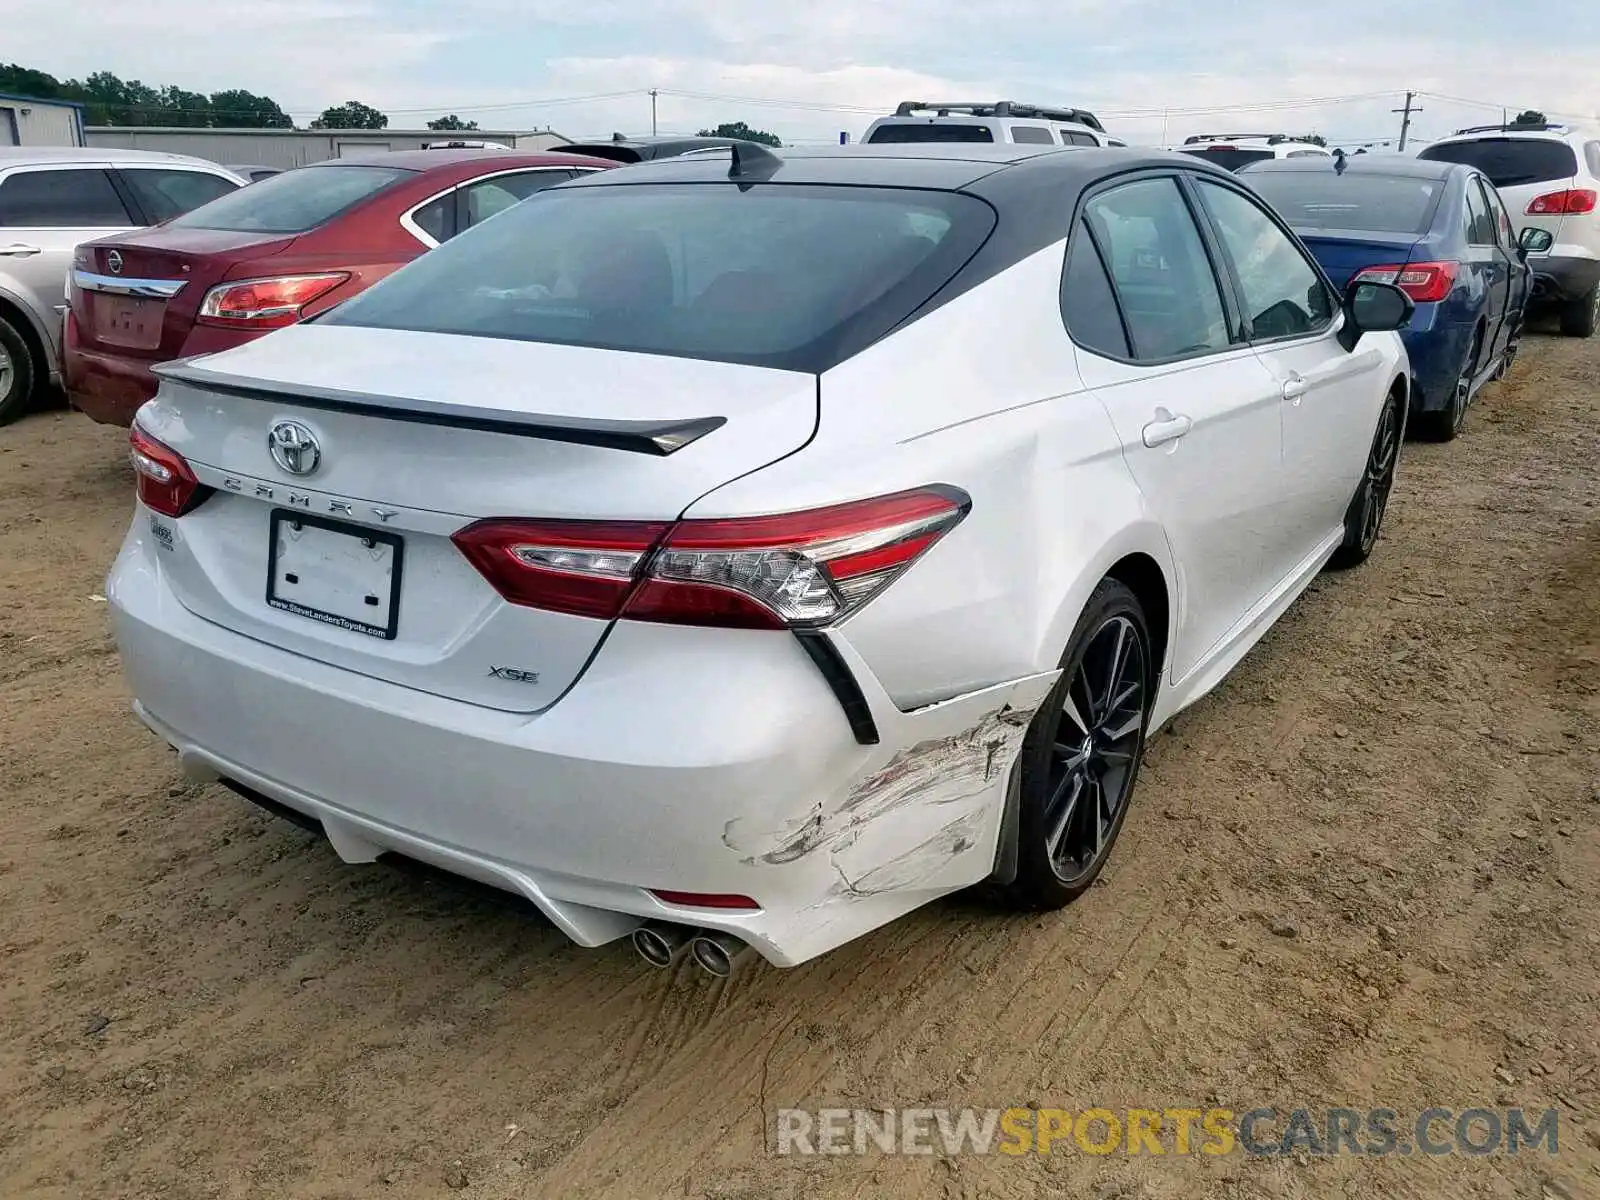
[1103, 91, 1397, 118]
[1416, 91, 1593, 122]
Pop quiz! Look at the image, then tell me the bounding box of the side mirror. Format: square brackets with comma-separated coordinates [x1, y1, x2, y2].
[1517, 226, 1554, 258]
[1337, 280, 1413, 351]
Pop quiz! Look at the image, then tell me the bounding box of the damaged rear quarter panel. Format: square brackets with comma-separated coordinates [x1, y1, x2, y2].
[722, 669, 1058, 900]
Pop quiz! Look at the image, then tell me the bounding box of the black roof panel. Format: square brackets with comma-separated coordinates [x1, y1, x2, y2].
[560, 143, 1200, 195]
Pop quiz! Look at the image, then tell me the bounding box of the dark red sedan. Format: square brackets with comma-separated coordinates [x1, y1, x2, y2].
[64, 147, 612, 426]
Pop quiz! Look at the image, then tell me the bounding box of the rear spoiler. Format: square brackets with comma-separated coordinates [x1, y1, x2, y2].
[152, 360, 726, 456]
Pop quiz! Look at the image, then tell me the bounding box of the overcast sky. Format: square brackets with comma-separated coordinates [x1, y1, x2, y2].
[5, 0, 1596, 148]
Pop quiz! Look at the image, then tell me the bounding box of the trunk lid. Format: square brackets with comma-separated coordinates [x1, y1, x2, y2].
[135, 324, 818, 712]
[73, 228, 298, 359]
[1295, 229, 1427, 291]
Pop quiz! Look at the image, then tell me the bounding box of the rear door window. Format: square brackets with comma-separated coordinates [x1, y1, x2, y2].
[0, 168, 131, 227]
[118, 168, 240, 223]
[865, 124, 995, 144]
[1010, 126, 1055, 145]
[1464, 180, 1496, 245]
[1060, 225, 1131, 358]
[1478, 180, 1516, 249]
[1061, 130, 1099, 147]
[165, 164, 414, 233]
[1418, 138, 1577, 188]
[407, 193, 453, 245]
[1082, 176, 1232, 360]
[459, 171, 577, 231]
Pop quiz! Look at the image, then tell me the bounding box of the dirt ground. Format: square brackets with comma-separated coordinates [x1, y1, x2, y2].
[1, 327, 1596, 1200]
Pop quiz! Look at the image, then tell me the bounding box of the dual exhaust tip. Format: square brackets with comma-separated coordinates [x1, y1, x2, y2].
[632, 921, 751, 977]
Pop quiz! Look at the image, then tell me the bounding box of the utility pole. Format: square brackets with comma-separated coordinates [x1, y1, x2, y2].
[649, 89, 658, 137]
[1392, 90, 1420, 152]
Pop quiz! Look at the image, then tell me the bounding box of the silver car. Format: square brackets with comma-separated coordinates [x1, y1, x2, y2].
[0, 148, 243, 424]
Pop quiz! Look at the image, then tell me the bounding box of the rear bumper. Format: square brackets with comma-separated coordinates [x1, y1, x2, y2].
[1528, 253, 1600, 305]
[1400, 306, 1475, 414]
[108, 513, 1056, 967]
[63, 312, 159, 427]
[63, 312, 264, 427]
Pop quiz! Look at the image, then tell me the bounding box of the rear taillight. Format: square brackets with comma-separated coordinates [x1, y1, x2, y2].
[196, 272, 350, 330]
[1353, 261, 1457, 304]
[452, 486, 970, 630]
[1526, 188, 1596, 216]
[451, 519, 669, 620]
[129, 425, 206, 517]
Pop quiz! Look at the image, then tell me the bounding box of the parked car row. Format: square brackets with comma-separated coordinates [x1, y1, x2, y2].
[105, 135, 1423, 974]
[13, 110, 1588, 435]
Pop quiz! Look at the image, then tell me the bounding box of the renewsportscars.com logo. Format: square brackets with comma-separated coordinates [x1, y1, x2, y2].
[774, 1106, 1562, 1158]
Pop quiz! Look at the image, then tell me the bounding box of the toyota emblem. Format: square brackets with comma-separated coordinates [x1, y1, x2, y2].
[106, 250, 124, 275]
[267, 420, 322, 476]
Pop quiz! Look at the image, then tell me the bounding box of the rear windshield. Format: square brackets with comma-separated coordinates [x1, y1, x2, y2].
[1245, 172, 1444, 234]
[322, 183, 997, 371]
[1418, 138, 1577, 188]
[1180, 147, 1275, 171]
[166, 164, 414, 233]
[867, 123, 995, 144]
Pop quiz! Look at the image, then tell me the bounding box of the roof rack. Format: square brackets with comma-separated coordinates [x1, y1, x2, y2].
[1182, 133, 1303, 145]
[892, 100, 1104, 132]
[1450, 122, 1568, 136]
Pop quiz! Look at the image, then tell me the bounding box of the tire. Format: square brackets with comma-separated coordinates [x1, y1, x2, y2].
[1559, 284, 1598, 338]
[1416, 327, 1480, 443]
[1001, 578, 1153, 910]
[1328, 387, 1402, 570]
[0, 314, 36, 428]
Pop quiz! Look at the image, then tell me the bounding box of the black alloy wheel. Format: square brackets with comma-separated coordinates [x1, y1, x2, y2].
[1329, 389, 1402, 569]
[1004, 578, 1152, 908]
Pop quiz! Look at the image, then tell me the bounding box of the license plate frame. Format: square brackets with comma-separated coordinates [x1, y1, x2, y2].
[91, 293, 166, 350]
[265, 510, 404, 640]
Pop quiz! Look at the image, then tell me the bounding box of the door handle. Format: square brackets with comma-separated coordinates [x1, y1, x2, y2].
[1141, 408, 1192, 448]
[1282, 374, 1308, 403]
[0, 243, 42, 257]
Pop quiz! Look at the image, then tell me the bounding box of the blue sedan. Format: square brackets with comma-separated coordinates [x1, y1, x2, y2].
[1240, 155, 1540, 440]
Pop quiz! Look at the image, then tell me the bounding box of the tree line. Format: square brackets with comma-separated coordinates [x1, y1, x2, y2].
[0, 62, 492, 131]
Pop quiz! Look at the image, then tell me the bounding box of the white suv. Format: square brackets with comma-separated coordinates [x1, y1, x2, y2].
[1419, 123, 1600, 337]
[1177, 134, 1333, 172]
[863, 101, 1124, 149]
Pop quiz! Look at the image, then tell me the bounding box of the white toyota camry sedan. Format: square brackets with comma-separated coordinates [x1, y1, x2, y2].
[109, 143, 1413, 974]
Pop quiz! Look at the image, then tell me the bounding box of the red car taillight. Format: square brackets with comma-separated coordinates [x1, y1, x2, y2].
[452, 486, 970, 630]
[129, 425, 206, 517]
[1352, 261, 1457, 304]
[1526, 188, 1597, 216]
[197, 272, 350, 330]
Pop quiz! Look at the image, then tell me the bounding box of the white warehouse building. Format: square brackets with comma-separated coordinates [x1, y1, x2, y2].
[0, 93, 86, 146]
[82, 126, 573, 170]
